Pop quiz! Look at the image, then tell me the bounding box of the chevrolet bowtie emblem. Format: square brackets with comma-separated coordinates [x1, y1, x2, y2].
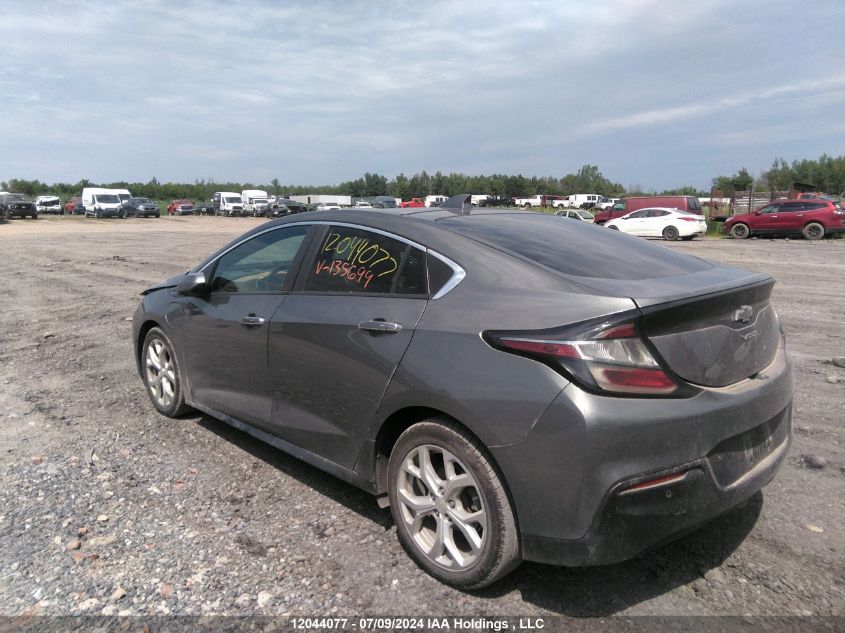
[733, 305, 753, 324]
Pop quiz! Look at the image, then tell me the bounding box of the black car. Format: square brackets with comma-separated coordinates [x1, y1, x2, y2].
[133, 195, 792, 589]
[270, 198, 309, 216]
[0, 193, 38, 219]
[477, 196, 514, 208]
[124, 197, 161, 218]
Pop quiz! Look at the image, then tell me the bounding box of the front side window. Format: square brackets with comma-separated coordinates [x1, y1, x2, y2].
[304, 226, 427, 295]
[627, 210, 648, 219]
[209, 226, 308, 293]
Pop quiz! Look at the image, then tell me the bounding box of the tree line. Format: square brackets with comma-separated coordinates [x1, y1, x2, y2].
[3, 153, 843, 202]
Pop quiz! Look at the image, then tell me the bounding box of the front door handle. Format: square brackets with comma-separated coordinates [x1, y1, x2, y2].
[359, 320, 402, 334]
[239, 314, 266, 327]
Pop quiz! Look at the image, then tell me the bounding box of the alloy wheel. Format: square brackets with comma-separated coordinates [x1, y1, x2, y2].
[396, 444, 487, 570]
[145, 338, 176, 408]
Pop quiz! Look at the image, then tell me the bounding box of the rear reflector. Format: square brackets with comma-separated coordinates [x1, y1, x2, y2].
[620, 471, 687, 494]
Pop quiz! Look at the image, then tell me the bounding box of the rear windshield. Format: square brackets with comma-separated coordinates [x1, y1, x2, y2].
[438, 213, 712, 280]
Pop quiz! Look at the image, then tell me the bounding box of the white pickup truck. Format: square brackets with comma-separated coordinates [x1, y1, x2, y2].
[513, 195, 544, 208]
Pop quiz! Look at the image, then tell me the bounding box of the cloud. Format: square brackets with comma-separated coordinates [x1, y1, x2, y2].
[0, 0, 843, 190]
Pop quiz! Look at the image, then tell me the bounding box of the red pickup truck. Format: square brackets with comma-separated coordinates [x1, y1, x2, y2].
[400, 198, 425, 208]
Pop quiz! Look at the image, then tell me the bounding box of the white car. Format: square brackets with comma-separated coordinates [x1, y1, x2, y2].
[606, 207, 707, 241]
[354, 201, 373, 209]
[316, 202, 343, 211]
[555, 208, 595, 221]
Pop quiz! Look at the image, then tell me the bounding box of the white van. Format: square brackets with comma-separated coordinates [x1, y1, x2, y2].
[213, 191, 244, 216]
[567, 194, 603, 209]
[82, 187, 124, 218]
[241, 189, 270, 216]
[425, 195, 447, 207]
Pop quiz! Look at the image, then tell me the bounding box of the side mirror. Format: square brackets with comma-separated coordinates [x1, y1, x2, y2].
[176, 272, 208, 296]
[753, 210, 763, 216]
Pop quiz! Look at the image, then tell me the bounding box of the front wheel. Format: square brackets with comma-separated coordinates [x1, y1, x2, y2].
[141, 327, 191, 417]
[662, 226, 679, 241]
[730, 223, 750, 239]
[607, 224, 619, 230]
[387, 419, 521, 589]
[523, 203, 532, 209]
[803, 222, 825, 241]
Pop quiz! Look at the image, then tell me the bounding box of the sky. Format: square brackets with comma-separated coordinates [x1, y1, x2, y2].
[1, 0, 843, 191]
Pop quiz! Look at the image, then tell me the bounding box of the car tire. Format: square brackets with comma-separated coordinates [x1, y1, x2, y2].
[523, 203, 532, 209]
[94, 211, 100, 219]
[607, 225, 619, 230]
[141, 327, 191, 418]
[387, 418, 521, 590]
[802, 222, 825, 241]
[730, 223, 750, 239]
[662, 226, 679, 241]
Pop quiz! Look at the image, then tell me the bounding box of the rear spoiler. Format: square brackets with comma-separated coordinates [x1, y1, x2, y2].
[439, 193, 472, 214]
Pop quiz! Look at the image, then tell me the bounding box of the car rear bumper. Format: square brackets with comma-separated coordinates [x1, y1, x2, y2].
[520, 404, 790, 565]
[490, 344, 793, 566]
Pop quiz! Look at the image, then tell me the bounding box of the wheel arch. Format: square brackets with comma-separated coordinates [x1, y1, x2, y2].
[370, 405, 521, 537]
[135, 318, 164, 374]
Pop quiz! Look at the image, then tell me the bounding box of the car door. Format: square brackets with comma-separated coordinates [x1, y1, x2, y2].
[642, 209, 671, 236]
[618, 209, 648, 234]
[266, 224, 430, 468]
[179, 224, 313, 429]
[753, 203, 782, 233]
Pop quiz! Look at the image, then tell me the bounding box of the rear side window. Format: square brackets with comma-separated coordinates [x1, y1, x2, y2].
[304, 226, 427, 295]
[439, 214, 712, 280]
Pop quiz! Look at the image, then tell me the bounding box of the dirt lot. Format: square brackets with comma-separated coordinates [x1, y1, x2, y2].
[1, 215, 842, 618]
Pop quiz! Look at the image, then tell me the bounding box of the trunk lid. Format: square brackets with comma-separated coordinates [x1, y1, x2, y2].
[563, 267, 780, 388]
[638, 278, 780, 388]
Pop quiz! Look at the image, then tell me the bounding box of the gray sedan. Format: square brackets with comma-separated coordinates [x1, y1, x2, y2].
[132, 195, 792, 589]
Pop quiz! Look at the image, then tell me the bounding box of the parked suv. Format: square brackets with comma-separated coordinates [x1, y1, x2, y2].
[124, 197, 161, 218]
[0, 193, 38, 219]
[725, 199, 845, 240]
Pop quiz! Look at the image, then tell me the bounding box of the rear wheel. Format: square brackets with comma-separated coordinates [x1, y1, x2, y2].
[803, 222, 825, 241]
[730, 223, 750, 239]
[662, 226, 679, 241]
[523, 203, 532, 209]
[387, 419, 520, 589]
[607, 224, 619, 230]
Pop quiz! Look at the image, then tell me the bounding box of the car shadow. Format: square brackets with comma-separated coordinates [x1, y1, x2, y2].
[475, 492, 763, 616]
[195, 414, 762, 616]
[195, 414, 393, 529]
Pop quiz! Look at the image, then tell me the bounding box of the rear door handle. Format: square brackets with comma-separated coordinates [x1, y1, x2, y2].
[359, 320, 402, 334]
[239, 314, 266, 327]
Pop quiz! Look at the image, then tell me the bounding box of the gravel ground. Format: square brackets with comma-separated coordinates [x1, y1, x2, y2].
[0, 216, 842, 618]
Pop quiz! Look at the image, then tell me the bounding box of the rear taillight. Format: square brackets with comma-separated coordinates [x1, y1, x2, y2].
[485, 315, 680, 396]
